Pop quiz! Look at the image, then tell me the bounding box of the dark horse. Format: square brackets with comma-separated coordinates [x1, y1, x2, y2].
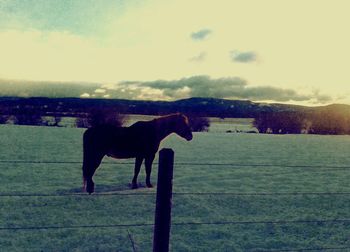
[82, 113, 193, 194]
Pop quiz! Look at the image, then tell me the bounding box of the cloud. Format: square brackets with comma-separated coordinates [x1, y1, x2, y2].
[240, 86, 311, 102]
[0, 76, 333, 104]
[0, 0, 125, 36]
[80, 93, 91, 98]
[189, 51, 207, 62]
[137, 76, 246, 99]
[311, 90, 333, 104]
[0, 79, 101, 97]
[117, 76, 332, 103]
[191, 29, 212, 41]
[94, 88, 106, 94]
[231, 50, 257, 63]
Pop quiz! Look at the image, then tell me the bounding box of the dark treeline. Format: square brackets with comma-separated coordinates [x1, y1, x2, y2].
[1, 97, 350, 134]
[75, 109, 126, 128]
[254, 105, 350, 135]
[0, 104, 211, 132]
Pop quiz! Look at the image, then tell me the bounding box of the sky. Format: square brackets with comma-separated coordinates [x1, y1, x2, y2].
[0, 0, 350, 105]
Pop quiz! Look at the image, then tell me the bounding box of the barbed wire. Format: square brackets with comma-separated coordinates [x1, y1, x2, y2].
[1, 218, 350, 231]
[1, 159, 349, 251]
[1, 220, 349, 251]
[171, 219, 350, 227]
[0, 223, 153, 231]
[254, 246, 350, 252]
[1, 160, 350, 170]
[1, 191, 350, 198]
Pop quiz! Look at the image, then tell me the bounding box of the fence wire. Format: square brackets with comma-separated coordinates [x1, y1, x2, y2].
[256, 246, 350, 252]
[1, 159, 350, 251]
[1, 160, 350, 170]
[1, 218, 350, 231]
[1, 191, 350, 197]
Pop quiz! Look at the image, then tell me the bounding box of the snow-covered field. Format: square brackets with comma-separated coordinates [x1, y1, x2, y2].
[1, 124, 350, 251]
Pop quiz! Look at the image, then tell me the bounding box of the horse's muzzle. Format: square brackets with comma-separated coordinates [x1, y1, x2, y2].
[185, 133, 193, 141]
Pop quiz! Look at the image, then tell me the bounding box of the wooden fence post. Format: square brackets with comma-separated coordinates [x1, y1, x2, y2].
[153, 148, 174, 252]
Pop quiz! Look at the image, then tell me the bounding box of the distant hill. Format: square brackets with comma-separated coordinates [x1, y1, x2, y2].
[0, 96, 319, 118]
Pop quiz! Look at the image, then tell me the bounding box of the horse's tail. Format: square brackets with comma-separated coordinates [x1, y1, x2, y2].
[82, 175, 87, 192]
[82, 129, 88, 192]
[82, 129, 95, 194]
[82, 128, 104, 194]
[82, 170, 94, 194]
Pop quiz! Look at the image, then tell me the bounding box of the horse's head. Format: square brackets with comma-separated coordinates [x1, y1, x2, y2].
[173, 113, 193, 141]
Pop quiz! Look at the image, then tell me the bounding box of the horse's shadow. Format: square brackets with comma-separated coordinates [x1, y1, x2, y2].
[58, 183, 154, 194]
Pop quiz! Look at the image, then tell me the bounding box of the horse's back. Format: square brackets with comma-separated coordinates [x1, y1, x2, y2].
[83, 122, 158, 158]
[83, 125, 130, 148]
[129, 120, 154, 130]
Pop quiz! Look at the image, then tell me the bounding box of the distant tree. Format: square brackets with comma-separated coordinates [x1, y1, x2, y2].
[307, 110, 350, 135]
[76, 109, 126, 128]
[254, 112, 305, 134]
[75, 117, 89, 128]
[12, 106, 43, 126]
[188, 115, 210, 132]
[0, 115, 8, 124]
[276, 112, 304, 134]
[75, 117, 90, 128]
[253, 113, 269, 133]
[254, 110, 350, 135]
[14, 114, 43, 126]
[42, 114, 62, 127]
[51, 114, 62, 127]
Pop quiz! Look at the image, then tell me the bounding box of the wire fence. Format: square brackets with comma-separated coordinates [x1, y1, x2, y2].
[2, 159, 350, 169]
[1, 191, 350, 197]
[1, 219, 350, 231]
[1, 159, 350, 251]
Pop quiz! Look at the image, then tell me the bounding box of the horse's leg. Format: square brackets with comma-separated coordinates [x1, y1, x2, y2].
[131, 156, 143, 189]
[82, 153, 104, 194]
[145, 154, 155, 188]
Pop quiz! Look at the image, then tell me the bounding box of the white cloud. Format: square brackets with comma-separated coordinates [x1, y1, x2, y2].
[80, 93, 90, 98]
[112, 76, 332, 103]
[94, 88, 106, 94]
[101, 83, 119, 90]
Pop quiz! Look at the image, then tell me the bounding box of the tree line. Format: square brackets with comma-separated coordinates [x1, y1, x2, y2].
[0, 106, 210, 132]
[2, 100, 349, 135]
[254, 108, 350, 135]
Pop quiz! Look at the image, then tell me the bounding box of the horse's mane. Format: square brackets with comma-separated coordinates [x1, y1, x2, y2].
[154, 113, 189, 125]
